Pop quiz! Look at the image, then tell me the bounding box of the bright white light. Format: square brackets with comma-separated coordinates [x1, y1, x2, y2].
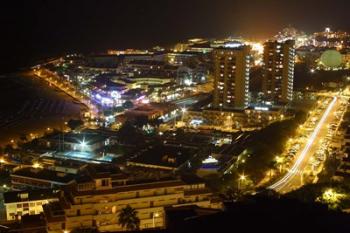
[102, 97, 113, 104]
[80, 139, 87, 148]
[254, 106, 269, 111]
[202, 156, 218, 164]
[269, 97, 337, 191]
[184, 79, 193, 86]
[111, 91, 120, 99]
[250, 42, 264, 55]
[190, 119, 203, 125]
[224, 42, 243, 48]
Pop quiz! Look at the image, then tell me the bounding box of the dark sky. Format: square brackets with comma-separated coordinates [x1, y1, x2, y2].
[1, 0, 350, 73]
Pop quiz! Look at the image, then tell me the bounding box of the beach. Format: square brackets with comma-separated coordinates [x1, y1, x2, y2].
[0, 71, 86, 147]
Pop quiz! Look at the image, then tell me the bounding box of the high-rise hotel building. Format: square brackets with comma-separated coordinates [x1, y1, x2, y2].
[213, 45, 250, 110]
[262, 40, 295, 104]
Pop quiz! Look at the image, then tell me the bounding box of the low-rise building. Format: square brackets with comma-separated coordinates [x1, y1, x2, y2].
[127, 144, 196, 171]
[43, 176, 221, 232]
[185, 107, 285, 131]
[11, 167, 77, 189]
[39, 131, 111, 152]
[4, 189, 59, 221]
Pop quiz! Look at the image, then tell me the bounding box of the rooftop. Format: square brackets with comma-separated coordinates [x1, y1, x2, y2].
[12, 167, 77, 185]
[44, 131, 108, 145]
[4, 189, 59, 203]
[80, 180, 181, 195]
[129, 144, 196, 169]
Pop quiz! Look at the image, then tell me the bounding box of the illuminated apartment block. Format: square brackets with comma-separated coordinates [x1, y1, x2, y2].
[4, 190, 59, 221]
[43, 176, 221, 232]
[213, 45, 250, 110]
[262, 40, 295, 104]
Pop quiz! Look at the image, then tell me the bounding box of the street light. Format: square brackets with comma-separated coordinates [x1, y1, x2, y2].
[33, 162, 41, 169]
[238, 174, 246, 190]
[181, 107, 187, 122]
[153, 212, 160, 228]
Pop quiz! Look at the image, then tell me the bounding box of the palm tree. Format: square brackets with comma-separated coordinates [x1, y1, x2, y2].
[118, 205, 140, 231]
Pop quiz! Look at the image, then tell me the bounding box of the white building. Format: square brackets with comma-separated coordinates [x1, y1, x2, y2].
[4, 190, 59, 221]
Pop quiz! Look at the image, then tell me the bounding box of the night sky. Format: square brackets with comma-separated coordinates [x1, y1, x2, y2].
[1, 0, 350, 73]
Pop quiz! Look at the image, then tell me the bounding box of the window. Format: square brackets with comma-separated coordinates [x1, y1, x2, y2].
[101, 179, 109, 187]
[16, 204, 22, 208]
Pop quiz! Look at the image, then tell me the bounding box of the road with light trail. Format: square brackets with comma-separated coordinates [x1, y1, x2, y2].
[268, 96, 339, 193]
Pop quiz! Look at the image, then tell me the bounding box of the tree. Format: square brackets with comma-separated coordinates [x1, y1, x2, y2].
[118, 205, 140, 231]
[122, 100, 134, 109]
[117, 121, 145, 145]
[67, 119, 83, 130]
[4, 144, 14, 155]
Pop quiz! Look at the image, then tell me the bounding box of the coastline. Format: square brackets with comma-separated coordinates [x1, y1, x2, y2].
[0, 71, 86, 147]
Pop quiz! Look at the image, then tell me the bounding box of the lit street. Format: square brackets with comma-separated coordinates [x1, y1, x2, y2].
[3, 2, 350, 232]
[268, 95, 343, 193]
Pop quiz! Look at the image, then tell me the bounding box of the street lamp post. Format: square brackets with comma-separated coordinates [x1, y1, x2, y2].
[152, 212, 159, 228]
[181, 107, 187, 122]
[238, 174, 246, 190]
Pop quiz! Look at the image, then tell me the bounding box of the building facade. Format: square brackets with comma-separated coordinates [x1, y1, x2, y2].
[262, 40, 295, 104]
[4, 190, 58, 221]
[212, 46, 250, 110]
[43, 177, 221, 232]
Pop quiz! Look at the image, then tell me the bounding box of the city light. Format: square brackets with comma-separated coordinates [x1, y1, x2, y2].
[5, 13, 350, 232]
[250, 42, 264, 55]
[239, 174, 246, 181]
[202, 156, 219, 164]
[80, 139, 87, 148]
[32, 162, 41, 169]
[269, 97, 337, 191]
[322, 189, 342, 203]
